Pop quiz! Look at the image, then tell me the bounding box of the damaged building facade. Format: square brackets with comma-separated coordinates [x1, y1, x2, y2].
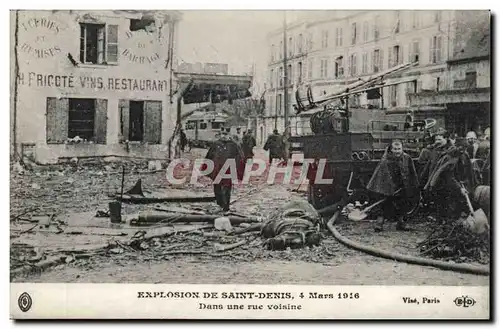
[11, 10, 182, 163]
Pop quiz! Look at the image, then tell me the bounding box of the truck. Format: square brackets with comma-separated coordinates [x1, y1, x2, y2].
[289, 62, 435, 211]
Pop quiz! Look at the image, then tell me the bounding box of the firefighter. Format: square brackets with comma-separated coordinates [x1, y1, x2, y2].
[367, 140, 420, 232]
[423, 139, 478, 223]
[204, 129, 245, 212]
[418, 128, 452, 187]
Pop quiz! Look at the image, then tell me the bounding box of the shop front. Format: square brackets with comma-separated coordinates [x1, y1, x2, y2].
[12, 10, 180, 164]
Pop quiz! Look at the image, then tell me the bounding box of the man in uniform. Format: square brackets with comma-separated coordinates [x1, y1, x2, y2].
[423, 139, 478, 222]
[418, 128, 452, 187]
[367, 140, 420, 232]
[264, 129, 284, 164]
[204, 129, 245, 212]
[232, 127, 241, 143]
[241, 129, 257, 160]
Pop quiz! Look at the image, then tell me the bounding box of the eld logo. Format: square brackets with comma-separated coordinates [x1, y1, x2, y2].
[454, 295, 476, 308]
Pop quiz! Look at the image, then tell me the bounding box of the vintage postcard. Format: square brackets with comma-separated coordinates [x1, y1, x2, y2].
[9, 9, 491, 320]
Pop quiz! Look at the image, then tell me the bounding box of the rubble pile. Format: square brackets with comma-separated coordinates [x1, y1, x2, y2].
[418, 218, 490, 264]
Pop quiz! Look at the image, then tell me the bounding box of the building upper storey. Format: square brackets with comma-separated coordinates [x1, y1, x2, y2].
[16, 10, 182, 83]
[266, 10, 463, 88]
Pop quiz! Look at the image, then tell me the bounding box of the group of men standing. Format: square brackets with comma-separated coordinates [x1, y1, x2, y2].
[367, 127, 490, 232]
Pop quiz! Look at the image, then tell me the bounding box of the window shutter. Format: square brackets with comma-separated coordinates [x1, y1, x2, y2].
[144, 101, 162, 144]
[372, 51, 375, 71]
[437, 36, 443, 62]
[79, 25, 86, 63]
[429, 37, 433, 64]
[94, 99, 108, 144]
[97, 27, 105, 64]
[119, 99, 130, 142]
[379, 49, 384, 71]
[106, 25, 119, 64]
[347, 56, 351, 76]
[388, 47, 392, 68]
[46, 97, 69, 144]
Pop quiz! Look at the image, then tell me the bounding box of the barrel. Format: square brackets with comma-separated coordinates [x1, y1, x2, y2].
[108, 201, 122, 223]
[473, 185, 490, 216]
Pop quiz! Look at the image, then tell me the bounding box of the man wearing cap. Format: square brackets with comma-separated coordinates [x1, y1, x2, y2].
[264, 129, 284, 164]
[418, 128, 452, 186]
[232, 127, 241, 144]
[241, 129, 256, 160]
[204, 129, 245, 212]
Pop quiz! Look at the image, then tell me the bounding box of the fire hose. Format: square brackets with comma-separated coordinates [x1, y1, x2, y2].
[325, 208, 490, 276]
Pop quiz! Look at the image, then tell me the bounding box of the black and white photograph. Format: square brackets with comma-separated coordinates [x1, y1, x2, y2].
[8, 7, 491, 319]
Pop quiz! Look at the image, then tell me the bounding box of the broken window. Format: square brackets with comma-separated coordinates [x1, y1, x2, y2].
[46, 98, 107, 144]
[119, 100, 162, 144]
[130, 17, 156, 32]
[79, 23, 118, 64]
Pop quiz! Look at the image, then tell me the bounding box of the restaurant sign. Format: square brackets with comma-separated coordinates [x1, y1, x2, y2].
[18, 71, 168, 92]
